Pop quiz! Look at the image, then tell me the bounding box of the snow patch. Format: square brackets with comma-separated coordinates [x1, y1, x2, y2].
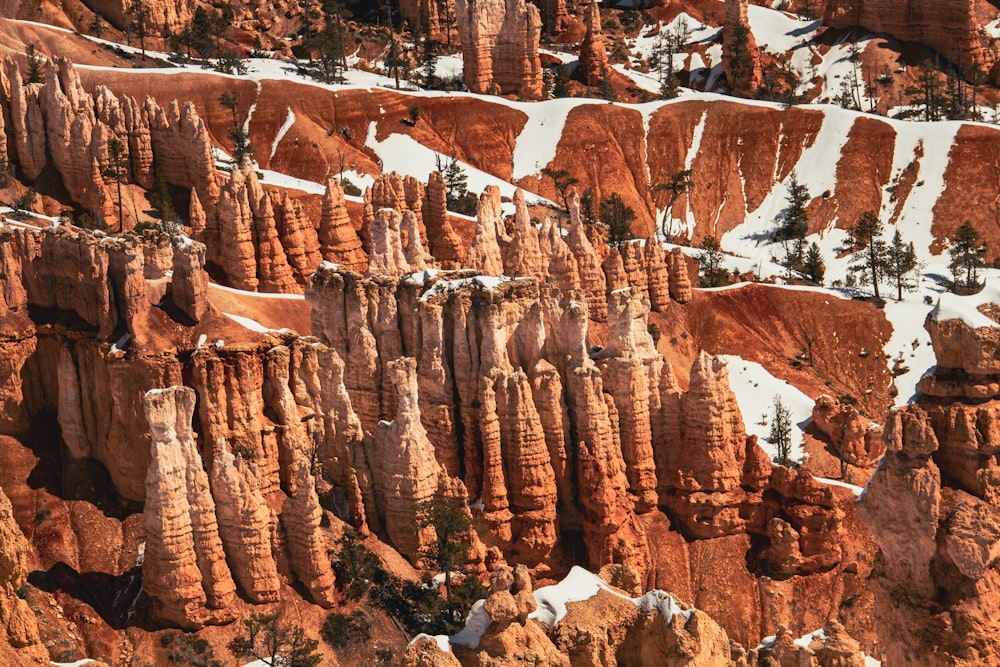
[930, 277, 1000, 329]
[270, 107, 296, 160]
[719, 354, 814, 463]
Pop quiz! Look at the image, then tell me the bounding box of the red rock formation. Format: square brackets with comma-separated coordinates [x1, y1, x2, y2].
[367, 207, 412, 278]
[371, 357, 445, 563]
[401, 209, 431, 271]
[208, 441, 281, 604]
[142, 386, 237, 629]
[190, 348, 279, 497]
[596, 289, 662, 513]
[722, 0, 763, 96]
[503, 189, 545, 280]
[644, 239, 671, 312]
[455, 0, 545, 99]
[543, 220, 581, 294]
[214, 164, 260, 291]
[620, 241, 649, 303]
[170, 238, 212, 323]
[276, 193, 323, 282]
[558, 297, 651, 575]
[264, 345, 337, 606]
[811, 394, 885, 466]
[824, 0, 996, 79]
[398, 0, 443, 42]
[318, 176, 367, 271]
[423, 170, 466, 269]
[566, 190, 608, 322]
[667, 247, 693, 304]
[466, 187, 506, 276]
[146, 98, 220, 213]
[253, 192, 300, 293]
[2, 56, 46, 181]
[0, 486, 46, 664]
[492, 370, 560, 565]
[576, 1, 608, 87]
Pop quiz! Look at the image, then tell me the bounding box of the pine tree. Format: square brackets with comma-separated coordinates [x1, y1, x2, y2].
[767, 395, 793, 465]
[803, 241, 825, 284]
[698, 235, 729, 287]
[653, 169, 693, 240]
[845, 210, 888, 300]
[541, 167, 578, 225]
[415, 496, 472, 598]
[886, 228, 917, 300]
[228, 611, 322, 667]
[129, 0, 149, 59]
[24, 44, 43, 84]
[220, 91, 252, 163]
[598, 193, 636, 248]
[776, 172, 809, 241]
[103, 137, 128, 233]
[949, 221, 986, 293]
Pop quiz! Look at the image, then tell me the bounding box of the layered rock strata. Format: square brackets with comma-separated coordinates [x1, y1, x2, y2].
[455, 0, 545, 99]
[142, 387, 237, 629]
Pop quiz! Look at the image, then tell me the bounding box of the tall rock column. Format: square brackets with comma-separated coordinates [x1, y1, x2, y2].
[576, 0, 609, 86]
[371, 358, 445, 563]
[142, 387, 237, 629]
[455, 0, 545, 99]
[0, 487, 45, 663]
[722, 0, 762, 96]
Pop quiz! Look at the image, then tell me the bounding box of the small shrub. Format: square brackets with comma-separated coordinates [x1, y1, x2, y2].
[321, 610, 371, 648]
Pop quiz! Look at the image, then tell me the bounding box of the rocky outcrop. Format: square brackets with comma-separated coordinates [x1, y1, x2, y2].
[751, 621, 868, 667]
[566, 190, 608, 322]
[0, 486, 46, 664]
[722, 0, 763, 96]
[667, 247, 693, 304]
[367, 208, 412, 278]
[503, 189, 545, 280]
[423, 170, 465, 269]
[824, 0, 997, 79]
[170, 238, 212, 323]
[596, 289, 662, 513]
[466, 187, 506, 276]
[2, 56, 46, 181]
[142, 387, 237, 629]
[318, 176, 367, 272]
[455, 0, 545, 99]
[576, 1, 609, 87]
[371, 358, 446, 563]
[276, 192, 323, 282]
[811, 394, 885, 466]
[920, 284, 1000, 398]
[208, 441, 281, 604]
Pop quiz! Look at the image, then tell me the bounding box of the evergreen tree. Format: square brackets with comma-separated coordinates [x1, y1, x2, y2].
[803, 241, 825, 284]
[104, 137, 128, 233]
[653, 169, 693, 240]
[414, 496, 472, 598]
[436, 151, 474, 215]
[128, 0, 149, 58]
[228, 611, 322, 667]
[550, 65, 572, 98]
[24, 44, 43, 84]
[886, 228, 917, 300]
[949, 221, 986, 292]
[775, 172, 809, 240]
[698, 235, 729, 287]
[767, 395, 793, 465]
[219, 91, 252, 163]
[579, 188, 597, 227]
[149, 170, 176, 225]
[598, 193, 636, 248]
[728, 22, 753, 96]
[782, 237, 806, 280]
[541, 167, 578, 224]
[845, 210, 888, 300]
